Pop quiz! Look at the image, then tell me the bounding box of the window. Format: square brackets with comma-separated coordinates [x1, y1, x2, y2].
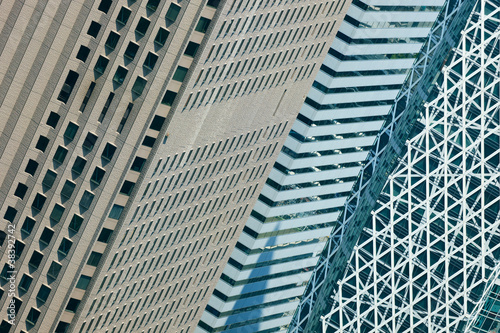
[26, 308, 41, 325]
[207, 0, 220, 7]
[117, 103, 133, 133]
[98, 0, 112, 13]
[99, 93, 115, 122]
[87, 21, 101, 38]
[72, 156, 87, 175]
[132, 77, 147, 96]
[94, 56, 109, 74]
[21, 217, 36, 235]
[124, 42, 139, 60]
[147, 0, 160, 11]
[28, 251, 44, 269]
[0, 264, 10, 281]
[76, 46, 90, 62]
[113, 66, 128, 85]
[36, 285, 51, 303]
[40, 228, 54, 245]
[165, 3, 181, 22]
[91, 167, 105, 185]
[131, 156, 146, 172]
[135, 17, 151, 36]
[55, 322, 70, 333]
[14, 183, 28, 199]
[50, 204, 65, 223]
[14, 241, 24, 259]
[82, 132, 98, 151]
[142, 136, 156, 148]
[161, 90, 177, 106]
[76, 275, 92, 290]
[19, 274, 33, 291]
[172, 66, 188, 82]
[53, 146, 68, 164]
[69, 214, 84, 233]
[47, 261, 62, 279]
[42, 170, 57, 189]
[117, 7, 132, 25]
[87, 251, 103, 267]
[58, 238, 73, 256]
[98, 228, 113, 243]
[32, 193, 46, 212]
[105, 31, 120, 50]
[101, 143, 117, 161]
[195, 17, 211, 33]
[46, 112, 60, 128]
[80, 191, 94, 209]
[25, 159, 39, 176]
[143, 52, 158, 70]
[65, 298, 81, 313]
[109, 204, 124, 219]
[64, 122, 79, 141]
[150, 115, 166, 131]
[120, 181, 135, 195]
[4, 206, 16, 222]
[184, 42, 200, 57]
[154, 28, 170, 46]
[61, 181, 76, 199]
[57, 70, 79, 103]
[35, 135, 49, 152]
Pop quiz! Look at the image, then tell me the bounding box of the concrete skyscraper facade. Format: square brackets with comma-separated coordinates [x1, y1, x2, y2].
[0, 0, 348, 332]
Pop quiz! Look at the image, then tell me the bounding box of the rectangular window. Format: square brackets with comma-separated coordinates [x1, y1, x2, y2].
[69, 214, 84, 233]
[113, 66, 128, 85]
[105, 31, 120, 50]
[118, 103, 133, 133]
[32, 193, 46, 212]
[142, 136, 156, 148]
[149, 115, 165, 131]
[117, 7, 132, 25]
[131, 157, 146, 172]
[35, 135, 49, 152]
[64, 122, 79, 141]
[50, 203, 65, 222]
[46, 112, 60, 128]
[87, 251, 103, 267]
[135, 17, 151, 35]
[21, 217, 36, 235]
[161, 90, 177, 106]
[154, 28, 170, 46]
[61, 181, 76, 200]
[25, 159, 39, 176]
[94, 56, 109, 74]
[87, 21, 101, 38]
[99, 92, 115, 123]
[28, 251, 44, 269]
[47, 261, 62, 279]
[184, 42, 200, 57]
[14, 183, 28, 199]
[109, 204, 124, 220]
[76, 275, 92, 290]
[98, 228, 113, 243]
[146, 0, 160, 11]
[83, 132, 98, 151]
[36, 285, 51, 303]
[120, 181, 135, 195]
[58, 238, 73, 256]
[132, 77, 147, 96]
[79, 82, 96, 112]
[40, 228, 54, 245]
[53, 146, 68, 164]
[71, 156, 87, 175]
[19, 274, 33, 291]
[143, 52, 158, 70]
[57, 70, 79, 103]
[80, 191, 95, 210]
[172, 66, 188, 82]
[165, 3, 181, 22]
[98, 0, 112, 13]
[91, 167, 105, 185]
[124, 42, 139, 60]
[195, 17, 211, 33]
[101, 143, 117, 161]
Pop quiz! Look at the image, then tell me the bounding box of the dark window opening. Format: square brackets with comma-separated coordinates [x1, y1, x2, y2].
[80, 82, 96, 112]
[87, 21, 101, 38]
[14, 183, 28, 200]
[105, 31, 120, 50]
[131, 156, 146, 172]
[117, 7, 132, 25]
[87, 251, 102, 267]
[102, 143, 117, 161]
[165, 3, 181, 22]
[143, 52, 158, 70]
[32, 194, 46, 212]
[50, 204, 65, 222]
[25, 159, 39, 176]
[131, 77, 147, 96]
[76, 46, 90, 62]
[94, 56, 109, 74]
[195, 17, 211, 33]
[19, 274, 33, 291]
[58, 238, 73, 256]
[135, 17, 151, 35]
[91, 167, 105, 185]
[150, 115, 166, 131]
[172, 66, 188, 82]
[147, 0, 160, 11]
[99, 92, 115, 122]
[82, 133, 98, 151]
[161, 90, 177, 106]
[113, 66, 128, 85]
[42, 170, 57, 189]
[35, 136, 50, 152]
[47, 261, 62, 279]
[98, 0, 112, 13]
[64, 122, 79, 142]
[154, 28, 170, 46]
[76, 275, 91, 290]
[207, 0, 221, 8]
[46, 112, 60, 128]
[65, 298, 81, 313]
[21, 217, 36, 235]
[72, 156, 87, 175]
[61, 181, 76, 200]
[109, 204, 124, 219]
[36, 285, 51, 304]
[97, 228, 113, 243]
[28, 251, 44, 269]
[80, 191, 94, 209]
[26, 308, 41, 325]
[40, 228, 54, 245]
[69, 215, 84, 233]
[142, 136, 156, 147]
[57, 70, 79, 103]
[55, 322, 70, 333]
[53, 146, 68, 164]
[118, 103, 133, 133]
[124, 42, 139, 60]
[4, 207, 17, 222]
[15, 241, 24, 259]
[184, 42, 200, 57]
[120, 181, 135, 195]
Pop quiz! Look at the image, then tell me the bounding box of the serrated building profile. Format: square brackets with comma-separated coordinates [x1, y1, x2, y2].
[0, 0, 350, 332]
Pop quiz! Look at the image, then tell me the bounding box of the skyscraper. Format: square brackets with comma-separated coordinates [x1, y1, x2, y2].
[0, 0, 348, 332]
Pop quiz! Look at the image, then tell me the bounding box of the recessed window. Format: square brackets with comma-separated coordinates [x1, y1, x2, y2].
[94, 56, 109, 74]
[87, 251, 102, 267]
[80, 191, 95, 209]
[14, 183, 28, 199]
[4, 206, 17, 222]
[64, 122, 79, 142]
[131, 156, 146, 172]
[69, 214, 84, 233]
[98, 0, 112, 13]
[47, 261, 62, 279]
[184, 42, 200, 57]
[101, 143, 117, 161]
[21, 217, 36, 235]
[26, 308, 41, 325]
[132, 77, 147, 96]
[143, 52, 158, 70]
[25, 159, 39, 176]
[124, 42, 139, 60]
[50, 203, 65, 222]
[135, 17, 151, 36]
[97, 228, 113, 243]
[35, 136, 49, 152]
[28, 251, 44, 269]
[87, 21, 101, 38]
[161, 90, 177, 106]
[146, 0, 160, 11]
[195, 17, 211, 33]
[32, 193, 46, 212]
[53, 146, 68, 164]
[40, 228, 54, 245]
[99, 92, 115, 122]
[15, 241, 24, 259]
[207, 0, 220, 7]
[46, 112, 60, 128]
[105, 31, 120, 50]
[172, 66, 188, 82]
[61, 180, 76, 200]
[76, 275, 92, 290]
[36, 285, 51, 304]
[65, 298, 81, 313]
[120, 181, 135, 195]
[80, 82, 96, 112]
[55, 322, 70, 333]
[154, 28, 170, 46]
[116, 7, 132, 25]
[82, 132, 98, 151]
[165, 3, 181, 22]
[71, 156, 87, 175]
[57, 70, 79, 103]
[42, 170, 57, 189]
[58, 238, 73, 256]
[91, 167, 105, 185]
[109, 204, 124, 219]
[142, 136, 156, 148]
[117, 103, 133, 134]
[150, 115, 166, 131]
[113, 66, 128, 85]
[76, 46, 90, 62]
[19, 274, 33, 291]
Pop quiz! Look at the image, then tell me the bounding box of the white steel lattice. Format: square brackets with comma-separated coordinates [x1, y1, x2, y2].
[321, 0, 500, 331]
